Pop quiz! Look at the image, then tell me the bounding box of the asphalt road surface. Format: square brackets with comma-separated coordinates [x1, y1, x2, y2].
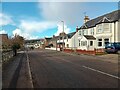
[27, 49, 119, 88]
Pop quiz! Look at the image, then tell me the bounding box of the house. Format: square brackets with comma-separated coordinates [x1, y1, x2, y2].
[43, 37, 52, 48]
[49, 35, 59, 48]
[45, 31, 76, 51]
[57, 32, 66, 49]
[25, 39, 44, 49]
[56, 31, 77, 51]
[63, 32, 76, 49]
[0, 34, 10, 49]
[76, 10, 120, 52]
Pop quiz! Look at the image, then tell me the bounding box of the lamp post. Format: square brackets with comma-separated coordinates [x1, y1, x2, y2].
[61, 21, 64, 51]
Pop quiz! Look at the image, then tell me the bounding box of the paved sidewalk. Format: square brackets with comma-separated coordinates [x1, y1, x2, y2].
[62, 52, 119, 64]
[2, 52, 23, 88]
[96, 54, 118, 64]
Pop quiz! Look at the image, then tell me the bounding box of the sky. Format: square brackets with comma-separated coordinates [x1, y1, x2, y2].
[0, 1, 119, 40]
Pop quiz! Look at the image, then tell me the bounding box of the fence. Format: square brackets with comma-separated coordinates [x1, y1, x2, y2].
[2, 49, 13, 63]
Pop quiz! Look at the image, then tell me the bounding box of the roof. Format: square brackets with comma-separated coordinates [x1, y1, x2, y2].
[66, 32, 76, 39]
[84, 35, 96, 40]
[0, 34, 8, 40]
[79, 10, 120, 29]
[50, 36, 59, 41]
[45, 37, 52, 41]
[50, 32, 76, 41]
[25, 39, 44, 43]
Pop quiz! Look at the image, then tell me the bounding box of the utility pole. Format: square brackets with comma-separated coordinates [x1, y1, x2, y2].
[61, 21, 64, 52]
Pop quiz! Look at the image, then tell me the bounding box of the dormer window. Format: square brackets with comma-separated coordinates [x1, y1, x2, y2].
[103, 23, 109, 32]
[90, 28, 94, 35]
[97, 24, 102, 33]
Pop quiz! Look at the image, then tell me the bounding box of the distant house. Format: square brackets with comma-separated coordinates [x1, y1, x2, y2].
[63, 32, 76, 49]
[76, 10, 120, 51]
[57, 32, 66, 50]
[44, 37, 52, 48]
[49, 35, 59, 48]
[45, 31, 76, 51]
[55, 31, 77, 50]
[25, 39, 44, 49]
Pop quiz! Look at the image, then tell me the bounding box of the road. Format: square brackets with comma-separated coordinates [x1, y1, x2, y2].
[28, 49, 119, 88]
[2, 49, 119, 88]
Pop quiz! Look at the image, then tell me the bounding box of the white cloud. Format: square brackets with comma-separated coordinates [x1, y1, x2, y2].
[14, 20, 58, 39]
[0, 30, 7, 34]
[12, 28, 22, 35]
[0, 13, 14, 26]
[12, 20, 71, 39]
[19, 20, 57, 33]
[12, 28, 40, 40]
[54, 24, 70, 36]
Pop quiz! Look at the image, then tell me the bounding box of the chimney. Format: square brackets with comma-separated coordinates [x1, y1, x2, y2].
[53, 35, 55, 38]
[84, 16, 90, 23]
[76, 26, 78, 32]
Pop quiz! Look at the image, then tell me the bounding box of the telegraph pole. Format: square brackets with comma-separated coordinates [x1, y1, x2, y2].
[61, 21, 64, 51]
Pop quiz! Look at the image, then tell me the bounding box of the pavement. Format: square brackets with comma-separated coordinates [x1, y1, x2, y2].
[62, 51, 119, 64]
[2, 51, 32, 88]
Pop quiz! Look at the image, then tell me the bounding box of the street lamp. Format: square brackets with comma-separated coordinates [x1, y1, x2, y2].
[61, 21, 64, 51]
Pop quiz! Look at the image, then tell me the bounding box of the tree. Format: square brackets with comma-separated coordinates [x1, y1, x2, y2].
[11, 34, 24, 56]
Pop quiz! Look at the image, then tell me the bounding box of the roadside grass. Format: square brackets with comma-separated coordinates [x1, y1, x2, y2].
[95, 53, 107, 56]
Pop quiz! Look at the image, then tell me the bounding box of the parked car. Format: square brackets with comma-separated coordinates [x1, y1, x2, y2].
[105, 42, 120, 53]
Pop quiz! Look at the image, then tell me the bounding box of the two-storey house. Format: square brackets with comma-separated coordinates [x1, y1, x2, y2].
[77, 10, 120, 51]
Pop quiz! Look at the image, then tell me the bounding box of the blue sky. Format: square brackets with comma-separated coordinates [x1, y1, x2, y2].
[0, 2, 118, 39]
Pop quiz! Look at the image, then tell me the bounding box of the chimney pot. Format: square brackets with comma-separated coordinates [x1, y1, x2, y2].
[76, 26, 78, 32]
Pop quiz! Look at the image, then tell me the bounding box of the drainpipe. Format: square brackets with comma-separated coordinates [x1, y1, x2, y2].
[114, 22, 116, 42]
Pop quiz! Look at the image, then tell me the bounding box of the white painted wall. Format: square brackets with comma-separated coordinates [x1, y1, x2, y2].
[76, 21, 119, 50]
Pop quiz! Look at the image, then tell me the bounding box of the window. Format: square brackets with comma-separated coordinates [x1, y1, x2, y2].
[82, 30, 87, 35]
[60, 37, 62, 40]
[67, 44, 69, 48]
[90, 28, 94, 35]
[104, 23, 109, 32]
[81, 41, 87, 46]
[67, 38, 68, 42]
[104, 38, 109, 46]
[79, 30, 82, 35]
[90, 41, 93, 46]
[97, 24, 102, 33]
[79, 40, 80, 46]
[98, 39, 102, 46]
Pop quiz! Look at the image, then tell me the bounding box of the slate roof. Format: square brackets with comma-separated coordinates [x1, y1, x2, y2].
[45, 37, 52, 41]
[50, 36, 59, 41]
[63, 32, 76, 39]
[67, 32, 76, 39]
[50, 32, 76, 41]
[84, 35, 96, 40]
[79, 10, 120, 29]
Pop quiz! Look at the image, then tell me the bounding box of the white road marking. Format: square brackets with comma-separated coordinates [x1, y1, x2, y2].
[26, 51, 34, 88]
[82, 65, 120, 80]
[53, 56, 120, 80]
